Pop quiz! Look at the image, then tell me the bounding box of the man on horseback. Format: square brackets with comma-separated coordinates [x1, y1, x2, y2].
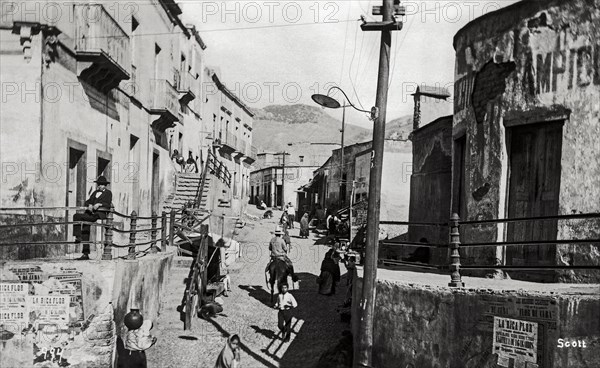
[266, 225, 299, 283]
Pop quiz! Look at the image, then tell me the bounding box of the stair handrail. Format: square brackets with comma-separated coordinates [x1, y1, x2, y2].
[204, 150, 232, 188]
[193, 151, 212, 208]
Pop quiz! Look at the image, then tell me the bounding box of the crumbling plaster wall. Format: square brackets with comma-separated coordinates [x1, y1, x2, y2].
[453, 0, 600, 278]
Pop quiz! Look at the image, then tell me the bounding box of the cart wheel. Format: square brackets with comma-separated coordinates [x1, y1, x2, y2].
[191, 293, 199, 318]
[184, 291, 193, 330]
[194, 279, 202, 316]
[184, 278, 198, 330]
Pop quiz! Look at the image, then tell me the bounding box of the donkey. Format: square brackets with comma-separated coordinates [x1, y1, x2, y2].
[265, 258, 292, 304]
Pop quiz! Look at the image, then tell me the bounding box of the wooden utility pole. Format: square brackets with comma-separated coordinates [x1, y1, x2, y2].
[282, 151, 286, 209]
[339, 104, 346, 207]
[354, 1, 403, 367]
[275, 151, 290, 209]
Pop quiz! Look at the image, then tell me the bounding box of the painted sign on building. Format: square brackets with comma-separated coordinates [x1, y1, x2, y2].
[533, 30, 600, 96]
[454, 22, 600, 122]
[493, 317, 538, 366]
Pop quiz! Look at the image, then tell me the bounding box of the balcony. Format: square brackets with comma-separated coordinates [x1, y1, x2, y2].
[244, 145, 258, 164]
[173, 68, 196, 106]
[220, 132, 238, 154]
[74, 5, 130, 93]
[150, 79, 180, 132]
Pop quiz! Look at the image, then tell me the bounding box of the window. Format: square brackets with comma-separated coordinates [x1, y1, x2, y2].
[299, 156, 304, 163]
[154, 43, 161, 80]
[131, 17, 139, 32]
[131, 17, 139, 65]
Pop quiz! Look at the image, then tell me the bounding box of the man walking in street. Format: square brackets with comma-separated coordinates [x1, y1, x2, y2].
[286, 202, 296, 228]
[73, 175, 112, 260]
[274, 283, 297, 342]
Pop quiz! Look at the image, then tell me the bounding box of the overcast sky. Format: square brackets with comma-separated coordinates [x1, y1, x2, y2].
[180, 0, 518, 128]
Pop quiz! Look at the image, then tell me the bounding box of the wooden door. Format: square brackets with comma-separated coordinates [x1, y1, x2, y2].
[507, 122, 563, 266]
[67, 146, 85, 241]
[452, 136, 467, 219]
[151, 152, 160, 214]
[67, 148, 86, 207]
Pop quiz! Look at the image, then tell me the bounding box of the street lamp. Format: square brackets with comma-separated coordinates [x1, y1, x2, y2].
[311, 87, 377, 207]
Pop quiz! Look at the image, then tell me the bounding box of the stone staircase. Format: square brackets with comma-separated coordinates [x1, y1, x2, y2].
[163, 173, 212, 217]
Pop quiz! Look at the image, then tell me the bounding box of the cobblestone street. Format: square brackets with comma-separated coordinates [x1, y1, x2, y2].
[147, 207, 349, 368]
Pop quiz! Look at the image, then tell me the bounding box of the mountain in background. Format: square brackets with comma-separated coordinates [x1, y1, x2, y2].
[251, 104, 413, 154]
[385, 115, 413, 140]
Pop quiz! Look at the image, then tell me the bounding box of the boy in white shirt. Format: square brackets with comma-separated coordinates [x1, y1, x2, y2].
[273, 283, 297, 342]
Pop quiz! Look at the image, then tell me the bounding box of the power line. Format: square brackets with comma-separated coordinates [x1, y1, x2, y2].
[388, 14, 414, 89]
[338, 5, 353, 87]
[79, 19, 358, 39]
[353, 21, 366, 90]
[348, 20, 364, 109]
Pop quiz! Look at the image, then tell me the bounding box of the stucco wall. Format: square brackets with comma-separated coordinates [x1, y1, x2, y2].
[452, 0, 600, 280]
[0, 253, 173, 367]
[408, 117, 453, 264]
[0, 29, 43, 209]
[353, 140, 412, 239]
[352, 268, 600, 368]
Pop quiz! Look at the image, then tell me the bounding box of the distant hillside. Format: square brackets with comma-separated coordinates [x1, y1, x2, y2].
[385, 115, 413, 139]
[251, 104, 372, 154]
[251, 104, 413, 154]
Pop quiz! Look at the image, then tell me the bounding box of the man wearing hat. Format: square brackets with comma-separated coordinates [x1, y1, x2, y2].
[73, 175, 112, 260]
[266, 225, 298, 283]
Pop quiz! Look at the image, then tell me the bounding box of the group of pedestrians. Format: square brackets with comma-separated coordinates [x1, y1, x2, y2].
[171, 149, 199, 173]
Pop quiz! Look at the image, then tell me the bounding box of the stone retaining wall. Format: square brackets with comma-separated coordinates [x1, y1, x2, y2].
[352, 268, 600, 368]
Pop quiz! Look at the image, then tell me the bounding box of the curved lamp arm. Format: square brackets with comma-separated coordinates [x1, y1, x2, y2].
[326, 86, 372, 114]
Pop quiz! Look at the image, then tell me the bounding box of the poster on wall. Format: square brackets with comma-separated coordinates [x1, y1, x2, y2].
[493, 316, 538, 367]
[1, 266, 87, 366]
[0, 283, 29, 326]
[6, 266, 85, 326]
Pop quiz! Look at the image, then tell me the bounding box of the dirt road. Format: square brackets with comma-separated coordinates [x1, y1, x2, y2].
[147, 207, 349, 368]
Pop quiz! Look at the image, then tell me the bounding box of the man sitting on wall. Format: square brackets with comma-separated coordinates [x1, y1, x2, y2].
[73, 176, 112, 260]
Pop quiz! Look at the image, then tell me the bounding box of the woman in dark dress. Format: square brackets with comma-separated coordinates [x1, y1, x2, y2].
[317, 245, 341, 296]
[299, 213, 310, 238]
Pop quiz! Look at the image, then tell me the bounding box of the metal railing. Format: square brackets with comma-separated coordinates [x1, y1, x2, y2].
[0, 206, 175, 260]
[375, 212, 600, 287]
[206, 150, 232, 187]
